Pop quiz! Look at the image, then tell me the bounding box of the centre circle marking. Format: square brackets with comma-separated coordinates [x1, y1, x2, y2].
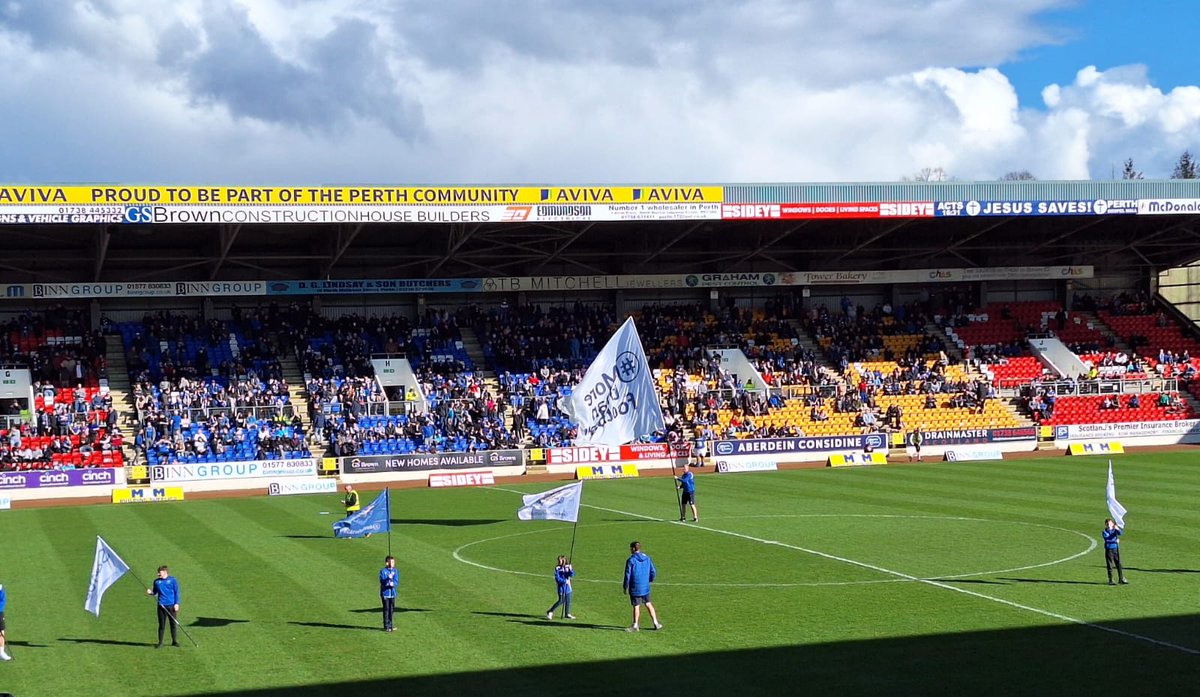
[451, 514, 1097, 588]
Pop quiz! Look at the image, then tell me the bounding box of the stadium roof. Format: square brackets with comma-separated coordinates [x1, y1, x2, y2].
[1, 180, 1198, 284]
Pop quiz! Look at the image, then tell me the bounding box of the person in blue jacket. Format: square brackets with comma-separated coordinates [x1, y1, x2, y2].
[0, 581, 11, 660]
[622, 541, 662, 632]
[677, 461, 698, 522]
[1103, 518, 1128, 586]
[546, 555, 575, 620]
[146, 565, 181, 648]
[380, 556, 399, 632]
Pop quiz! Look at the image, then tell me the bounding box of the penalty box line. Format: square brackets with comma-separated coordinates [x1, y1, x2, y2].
[577, 499, 1199, 657]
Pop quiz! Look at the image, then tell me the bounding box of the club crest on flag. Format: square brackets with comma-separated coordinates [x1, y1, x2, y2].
[517, 482, 583, 523]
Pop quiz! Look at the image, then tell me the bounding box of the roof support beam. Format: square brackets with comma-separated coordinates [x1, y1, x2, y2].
[322, 223, 365, 277]
[829, 220, 912, 263]
[209, 224, 242, 279]
[93, 226, 112, 281]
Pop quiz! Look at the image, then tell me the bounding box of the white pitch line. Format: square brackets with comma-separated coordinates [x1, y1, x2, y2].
[579, 500, 1199, 657]
[453, 513, 1097, 587]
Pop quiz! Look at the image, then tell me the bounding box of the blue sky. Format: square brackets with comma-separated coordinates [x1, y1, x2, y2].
[0, 0, 1198, 183]
[1004, 0, 1200, 111]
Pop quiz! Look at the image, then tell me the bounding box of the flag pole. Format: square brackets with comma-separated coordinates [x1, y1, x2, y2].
[386, 487, 392, 558]
[133, 568, 199, 647]
[669, 453, 683, 521]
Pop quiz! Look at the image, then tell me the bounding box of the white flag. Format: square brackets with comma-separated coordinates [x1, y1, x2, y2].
[561, 317, 665, 446]
[1106, 461, 1127, 529]
[85, 536, 131, 617]
[517, 482, 583, 523]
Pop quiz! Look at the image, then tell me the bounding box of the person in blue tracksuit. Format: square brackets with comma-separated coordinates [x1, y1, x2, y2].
[546, 555, 575, 620]
[380, 556, 399, 632]
[0, 582, 11, 660]
[1103, 519, 1128, 586]
[146, 565, 181, 647]
[677, 461, 698, 522]
[622, 541, 661, 632]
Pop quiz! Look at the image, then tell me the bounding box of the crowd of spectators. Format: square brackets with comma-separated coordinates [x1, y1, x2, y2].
[806, 302, 940, 367]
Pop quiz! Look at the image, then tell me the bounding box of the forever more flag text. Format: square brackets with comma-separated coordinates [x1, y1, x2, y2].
[517, 482, 583, 523]
[560, 316, 665, 446]
[85, 536, 131, 617]
[332, 488, 392, 538]
[1106, 461, 1127, 529]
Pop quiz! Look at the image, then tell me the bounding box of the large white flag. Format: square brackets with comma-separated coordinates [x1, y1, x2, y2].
[85, 536, 131, 617]
[561, 316, 665, 445]
[517, 482, 583, 523]
[1106, 461, 1127, 529]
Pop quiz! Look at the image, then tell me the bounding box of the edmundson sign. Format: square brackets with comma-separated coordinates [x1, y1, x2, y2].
[341, 449, 524, 474]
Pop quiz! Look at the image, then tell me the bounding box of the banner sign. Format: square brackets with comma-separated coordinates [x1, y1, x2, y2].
[1055, 420, 1200, 441]
[547, 444, 688, 465]
[29, 281, 265, 299]
[0, 185, 721, 206]
[341, 449, 524, 474]
[0, 468, 117, 490]
[0, 495, 9, 509]
[505, 203, 721, 222]
[267, 279, 481, 295]
[712, 435, 885, 457]
[1068, 442, 1125, 455]
[428, 471, 496, 488]
[945, 448, 1004, 462]
[1137, 199, 1200, 215]
[620, 443, 692, 460]
[1, 265, 1096, 302]
[912, 427, 1037, 447]
[0, 207, 126, 224]
[150, 458, 316, 483]
[112, 486, 185, 503]
[829, 452, 888, 467]
[575, 464, 639, 480]
[267, 478, 339, 496]
[934, 200, 1138, 217]
[715, 460, 778, 473]
[722, 202, 934, 220]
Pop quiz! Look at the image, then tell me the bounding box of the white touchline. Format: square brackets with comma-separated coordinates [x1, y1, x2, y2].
[579, 500, 1199, 657]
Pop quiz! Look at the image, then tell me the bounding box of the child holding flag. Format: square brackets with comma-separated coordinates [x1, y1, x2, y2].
[546, 556, 575, 620]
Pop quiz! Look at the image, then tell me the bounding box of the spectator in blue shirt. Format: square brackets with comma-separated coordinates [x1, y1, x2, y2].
[546, 555, 575, 620]
[1103, 519, 1128, 586]
[622, 541, 662, 632]
[676, 462, 698, 522]
[0, 582, 10, 660]
[379, 556, 399, 632]
[146, 565, 181, 648]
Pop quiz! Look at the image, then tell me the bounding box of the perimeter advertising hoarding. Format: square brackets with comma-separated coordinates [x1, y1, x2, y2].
[112, 487, 185, 503]
[712, 435, 884, 457]
[150, 459, 316, 483]
[0, 468, 117, 490]
[912, 427, 1037, 446]
[341, 449, 524, 474]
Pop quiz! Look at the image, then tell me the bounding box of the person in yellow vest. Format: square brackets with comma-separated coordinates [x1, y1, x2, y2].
[344, 484, 361, 516]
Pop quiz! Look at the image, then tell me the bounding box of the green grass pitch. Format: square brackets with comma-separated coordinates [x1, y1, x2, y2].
[1, 453, 1198, 696]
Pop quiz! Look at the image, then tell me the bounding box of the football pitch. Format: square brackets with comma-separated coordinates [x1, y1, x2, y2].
[1, 454, 1198, 696]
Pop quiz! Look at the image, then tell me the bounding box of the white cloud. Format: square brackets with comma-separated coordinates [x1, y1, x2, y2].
[0, 0, 1196, 184]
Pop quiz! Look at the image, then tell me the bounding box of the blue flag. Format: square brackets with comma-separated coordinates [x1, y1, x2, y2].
[517, 482, 583, 523]
[85, 536, 130, 617]
[333, 488, 391, 538]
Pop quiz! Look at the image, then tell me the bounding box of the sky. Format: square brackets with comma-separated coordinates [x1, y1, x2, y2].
[0, 0, 1198, 185]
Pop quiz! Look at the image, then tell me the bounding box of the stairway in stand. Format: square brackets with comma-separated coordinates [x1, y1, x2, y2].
[279, 353, 323, 460]
[102, 334, 139, 467]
